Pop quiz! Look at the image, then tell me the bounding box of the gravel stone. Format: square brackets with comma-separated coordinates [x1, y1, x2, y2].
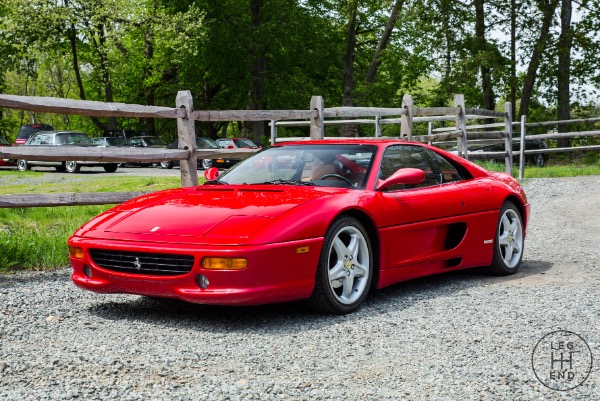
[1, 176, 599, 400]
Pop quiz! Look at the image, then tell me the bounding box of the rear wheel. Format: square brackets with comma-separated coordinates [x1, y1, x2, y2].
[55, 163, 66, 172]
[17, 159, 30, 171]
[103, 164, 118, 173]
[160, 161, 173, 169]
[65, 161, 81, 173]
[307, 216, 373, 314]
[532, 154, 545, 167]
[489, 201, 524, 275]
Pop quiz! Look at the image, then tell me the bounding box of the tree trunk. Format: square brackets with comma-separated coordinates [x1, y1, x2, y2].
[557, 0, 572, 148]
[143, 25, 156, 137]
[366, 0, 404, 84]
[249, 0, 267, 141]
[97, 20, 117, 131]
[66, 21, 106, 131]
[519, 0, 558, 118]
[340, 0, 359, 137]
[510, 0, 516, 121]
[474, 0, 495, 110]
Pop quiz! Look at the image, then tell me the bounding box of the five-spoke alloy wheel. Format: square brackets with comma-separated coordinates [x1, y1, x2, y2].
[308, 216, 373, 314]
[490, 201, 524, 275]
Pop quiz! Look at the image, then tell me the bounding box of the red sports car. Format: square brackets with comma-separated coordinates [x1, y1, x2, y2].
[68, 140, 529, 314]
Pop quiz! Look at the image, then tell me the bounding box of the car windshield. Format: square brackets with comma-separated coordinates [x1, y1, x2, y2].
[216, 144, 377, 188]
[234, 138, 257, 148]
[145, 137, 166, 146]
[56, 133, 91, 144]
[197, 137, 218, 149]
[106, 138, 126, 146]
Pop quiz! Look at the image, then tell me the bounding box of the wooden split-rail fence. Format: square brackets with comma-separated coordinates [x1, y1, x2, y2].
[0, 91, 599, 209]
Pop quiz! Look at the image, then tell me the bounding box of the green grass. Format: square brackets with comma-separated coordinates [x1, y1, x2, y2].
[0, 171, 181, 271]
[474, 160, 600, 178]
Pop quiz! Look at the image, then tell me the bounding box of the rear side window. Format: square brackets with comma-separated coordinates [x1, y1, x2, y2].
[426, 149, 465, 182]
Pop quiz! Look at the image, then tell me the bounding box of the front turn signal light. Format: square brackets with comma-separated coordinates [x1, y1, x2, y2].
[69, 246, 85, 259]
[201, 257, 248, 270]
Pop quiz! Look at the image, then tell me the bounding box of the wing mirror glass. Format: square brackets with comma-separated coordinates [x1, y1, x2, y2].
[377, 168, 425, 191]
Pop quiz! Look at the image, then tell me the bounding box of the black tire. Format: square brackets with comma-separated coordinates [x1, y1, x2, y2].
[201, 159, 213, 170]
[65, 161, 81, 173]
[16, 159, 30, 171]
[489, 201, 524, 276]
[160, 161, 174, 169]
[532, 153, 545, 167]
[103, 164, 118, 173]
[55, 163, 66, 172]
[306, 216, 373, 314]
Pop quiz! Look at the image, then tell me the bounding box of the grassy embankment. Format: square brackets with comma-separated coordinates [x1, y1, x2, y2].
[0, 171, 180, 271]
[1, 155, 600, 271]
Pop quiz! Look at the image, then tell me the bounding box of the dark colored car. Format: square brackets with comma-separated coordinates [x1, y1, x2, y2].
[214, 137, 261, 167]
[0, 137, 16, 167]
[16, 131, 118, 173]
[91, 137, 127, 147]
[123, 136, 167, 167]
[104, 129, 147, 140]
[160, 137, 220, 170]
[14, 124, 55, 145]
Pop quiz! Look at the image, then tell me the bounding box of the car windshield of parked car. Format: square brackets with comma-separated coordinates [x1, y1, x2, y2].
[234, 138, 258, 148]
[145, 137, 166, 146]
[197, 137, 218, 149]
[106, 138, 126, 146]
[56, 133, 91, 145]
[216, 144, 376, 188]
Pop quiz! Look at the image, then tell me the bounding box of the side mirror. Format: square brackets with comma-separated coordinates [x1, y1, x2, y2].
[377, 168, 425, 191]
[204, 167, 219, 181]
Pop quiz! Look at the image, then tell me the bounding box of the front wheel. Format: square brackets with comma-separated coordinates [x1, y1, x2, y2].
[489, 201, 524, 275]
[307, 216, 373, 314]
[65, 161, 81, 173]
[17, 159, 30, 171]
[160, 161, 173, 169]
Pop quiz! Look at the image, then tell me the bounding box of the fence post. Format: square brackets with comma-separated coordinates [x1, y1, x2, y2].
[504, 102, 513, 176]
[310, 96, 324, 140]
[427, 122, 433, 145]
[454, 94, 468, 160]
[400, 94, 413, 140]
[176, 90, 198, 187]
[519, 114, 526, 179]
[270, 120, 277, 145]
[375, 115, 382, 137]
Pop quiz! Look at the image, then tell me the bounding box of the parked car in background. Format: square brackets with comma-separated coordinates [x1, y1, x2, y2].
[0, 137, 16, 167]
[14, 124, 54, 145]
[16, 131, 118, 173]
[91, 137, 127, 147]
[160, 137, 220, 170]
[104, 129, 147, 140]
[214, 137, 261, 167]
[122, 136, 167, 167]
[450, 139, 549, 167]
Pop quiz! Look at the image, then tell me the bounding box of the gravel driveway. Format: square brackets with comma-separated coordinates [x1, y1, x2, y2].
[1, 176, 599, 400]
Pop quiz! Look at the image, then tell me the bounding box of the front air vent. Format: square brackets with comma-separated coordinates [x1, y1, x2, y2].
[89, 249, 194, 276]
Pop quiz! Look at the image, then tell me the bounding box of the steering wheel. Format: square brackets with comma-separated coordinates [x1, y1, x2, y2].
[319, 174, 353, 185]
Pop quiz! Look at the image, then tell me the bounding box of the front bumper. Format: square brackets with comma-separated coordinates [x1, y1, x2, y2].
[68, 236, 323, 305]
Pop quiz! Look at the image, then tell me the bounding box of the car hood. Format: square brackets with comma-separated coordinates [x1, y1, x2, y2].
[75, 185, 337, 244]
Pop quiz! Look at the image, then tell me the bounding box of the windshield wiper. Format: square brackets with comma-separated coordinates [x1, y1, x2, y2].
[254, 179, 315, 186]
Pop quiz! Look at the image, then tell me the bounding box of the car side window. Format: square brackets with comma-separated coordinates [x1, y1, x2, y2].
[425, 149, 465, 182]
[380, 145, 441, 190]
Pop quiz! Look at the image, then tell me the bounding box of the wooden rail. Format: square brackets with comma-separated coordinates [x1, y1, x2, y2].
[4, 90, 598, 208]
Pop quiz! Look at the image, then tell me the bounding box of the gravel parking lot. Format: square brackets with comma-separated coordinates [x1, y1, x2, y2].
[1, 176, 599, 400]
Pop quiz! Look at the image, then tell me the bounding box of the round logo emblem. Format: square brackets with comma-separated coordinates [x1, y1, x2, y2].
[532, 330, 593, 391]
